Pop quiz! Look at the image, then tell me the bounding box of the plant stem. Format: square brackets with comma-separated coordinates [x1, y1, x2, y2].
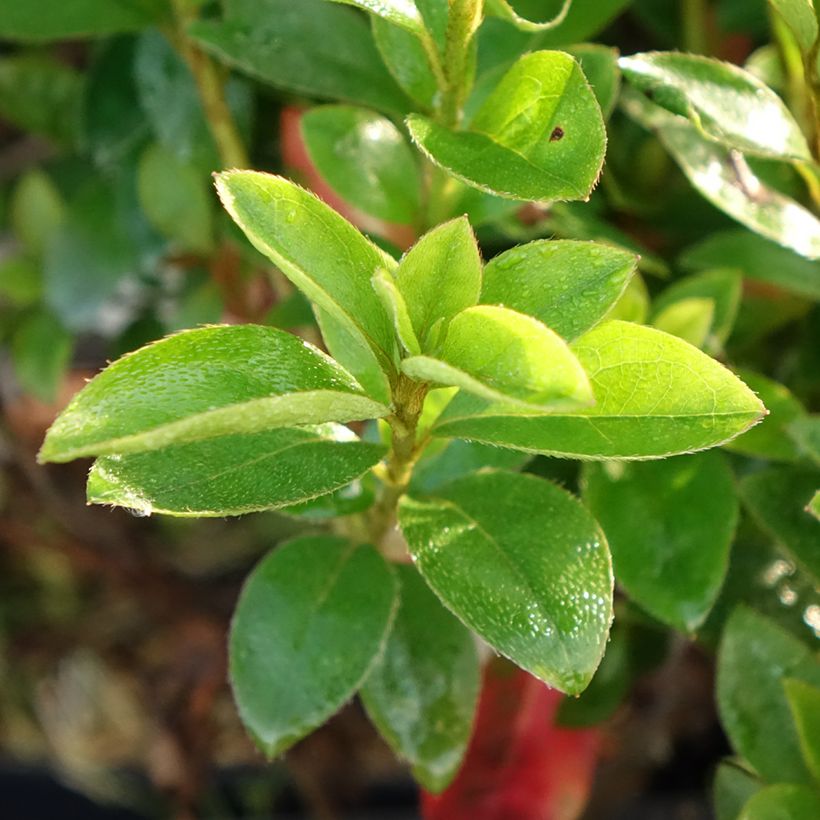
[170, 0, 249, 169]
[681, 0, 708, 54]
[438, 0, 483, 127]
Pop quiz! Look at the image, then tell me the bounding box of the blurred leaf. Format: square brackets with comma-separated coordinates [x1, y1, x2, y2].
[784, 678, 820, 782]
[603, 272, 650, 323]
[9, 168, 65, 258]
[281, 474, 375, 519]
[583, 453, 737, 632]
[399, 470, 614, 694]
[372, 17, 437, 109]
[652, 296, 715, 347]
[788, 416, 820, 464]
[11, 309, 73, 403]
[230, 536, 398, 756]
[361, 565, 479, 793]
[0, 256, 42, 308]
[740, 784, 820, 819]
[768, 0, 818, 53]
[714, 762, 763, 820]
[328, 0, 425, 33]
[566, 44, 621, 119]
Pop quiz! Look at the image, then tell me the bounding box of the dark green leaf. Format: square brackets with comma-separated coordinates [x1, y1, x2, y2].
[11, 310, 73, 403]
[230, 536, 398, 756]
[361, 565, 479, 792]
[481, 240, 637, 341]
[398, 470, 613, 693]
[566, 44, 621, 119]
[583, 453, 737, 632]
[435, 320, 765, 459]
[329, 0, 424, 33]
[788, 416, 820, 464]
[784, 678, 820, 782]
[739, 784, 820, 820]
[713, 762, 762, 820]
[40, 325, 388, 463]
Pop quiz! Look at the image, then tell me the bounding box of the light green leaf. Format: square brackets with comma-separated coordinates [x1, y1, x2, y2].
[215, 171, 396, 368]
[329, 0, 424, 33]
[650, 268, 742, 353]
[301, 105, 420, 224]
[485, 0, 571, 31]
[39, 325, 388, 463]
[481, 240, 637, 341]
[372, 269, 421, 355]
[740, 784, 820, 820]
[583, 453, 737, 632]
[372, 16, 437, 108]
[604, 272, 650, 324]
[717, 607, 820, 784]
[809, 491, 820, 521]
[0, 0, 162, 41]
[714, 762, 762, 820]
[87, 424, 385, 517]
[768, 0, 818, 53]
[395, 217, 482, 350]
[435, 320, 766, 459]
[738, 467, 820, 586]
[652, 297, 715, 348]
[137, 143, 213, 254]
[620, 51, 812, 161]
[230, 536, 398, 757]
[788, 416, 820, 464]
[0, 256, 42, 308]
[190, 0, 410, 115]
[11, 310, 73, 404]
[407, 50, 606, 201]
[361, 565, 479, 792]
[401, 305, 593, 409]
[398, 470, 613, 693]
[784, 678, 820, 782]
[9, 168, 66, 259]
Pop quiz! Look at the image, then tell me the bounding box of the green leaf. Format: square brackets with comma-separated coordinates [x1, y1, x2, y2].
[435, 320, 766, 459]
[620, 51, 812, 162]
[9, 168, 66, 259]
[372, 17, 437, 109]
[529, 0, 633, 45]
[566, 44, 621, 119]
[738, 467, 820, 586]
[87, 424, 385, 517]
[407, 50, 606, 201]
[401, 305, 593, 409]
[728, 371, 805, 461]
[650, 268, 742, 353]
[809, 491, 820, 521]
[680, 230, 820, 302]
[0, 54, 83, 146]
[604, 272, 650, 324]
[717, 607, 820, 784]
[789, 416, 820, 464]
[230, 536, 398, 757]
[360, 565, 479, 792]
[784, 678, 820, 782]
[190, 0, 410, 115]
[215, 171, 397, 369]
[739, 784, 820, 820]
[398, 470, 613, 693]
[583, 453, 737, 632]
[137, 144, 213, 254]
[329, 0, 424, 33]
[485, 0, 572, 31]
[395, 217, 482, 349]
[11, 310, 73, 404]
[372, 269, 421, 356]
[301, 106, 420, 224]
[0, 0, 162, 41]
[768, 0, 818, 53]
[39, 325, 388, 463]
[281, 473, 376, 520]
[0, 256, 42, 308]
[652, 297, 715, 348]
[713, 762, 762, 820]
[481, 240, 638, 341]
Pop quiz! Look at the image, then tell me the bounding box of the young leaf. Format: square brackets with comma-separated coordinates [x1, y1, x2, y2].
[395, 217, 482, 350]
[230, 536, 398, 757]
[372, 269, 421, 355]
[651, 297, 715, 348]
[190, 0, 410, 115]
[39, 325, 388, 463]
[11, 310, 73, 404]
[401, 305, 593, 409]
[434, 321, 766, 459]
[301, 106, 420, 224]
[739, 784, 820, 820]
[360, 565, 480, 792]
[717, 607, 820, 784]
[784, 678, 820, 782]
[583, 453, 738, 632]
[87, 425, 386, 517]
[407, 50, 606, 201]
[738, 467, 820, 586]
[481, 240, 637, 341]
[215, 171, 397, 367]
[398, 470, 613, 694]
[620, 51, 812, 162]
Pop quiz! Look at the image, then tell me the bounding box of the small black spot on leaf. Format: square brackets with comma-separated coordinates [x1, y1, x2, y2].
[550, 126, 564, 142]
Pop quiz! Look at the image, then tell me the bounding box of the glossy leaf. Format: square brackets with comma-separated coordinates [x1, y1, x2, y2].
[215, 171, 397, 367]
[401, 305, 593, 409]
[407, 51, 606, 201]
[717, 607, 820, 784]
[40, 325, 388, 463]
[738, 467, 820, 586]
[620, 51, 812, 161]
[230, 536, 398, 757]
[329, 0, 424, 33]
[583, 453, 737, 632]
[481, 240, 637, 341]
[398, 470, 614, 693]
[395, 217, 482, 350]
[784, 678, 820, 782]
[11, 310, 73, 403]
[361, 565, 479, 792]
[434, 320, 766, 459]
[301, 106, 420, 224]
[739, 784, 820, 820]
[714, 762, 762, 820]
[9, 168, 65, 259]
[190, 0, 410, 115]
[372, 16, 437, 108]
[87, 425, 385, 517]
